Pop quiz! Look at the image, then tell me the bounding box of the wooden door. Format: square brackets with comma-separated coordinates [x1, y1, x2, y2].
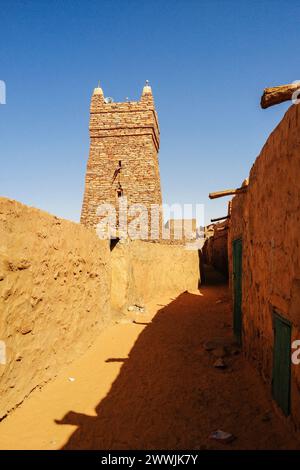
[272, 312, 291, 416]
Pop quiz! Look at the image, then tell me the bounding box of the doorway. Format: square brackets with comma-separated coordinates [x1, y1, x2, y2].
[272, 312, 291, 416]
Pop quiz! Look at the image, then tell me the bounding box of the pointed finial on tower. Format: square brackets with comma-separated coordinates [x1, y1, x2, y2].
[142, 79, 152, 95]
[93, 81, 104, 96]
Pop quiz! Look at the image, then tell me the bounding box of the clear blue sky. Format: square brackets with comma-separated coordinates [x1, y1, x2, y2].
[0, 0, 299, 225]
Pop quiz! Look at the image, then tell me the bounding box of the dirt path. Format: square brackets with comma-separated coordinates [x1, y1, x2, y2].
[0, 267, 299, 450]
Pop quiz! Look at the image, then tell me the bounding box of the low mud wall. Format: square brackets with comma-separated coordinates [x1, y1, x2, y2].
[0, 198, 111, 418]
[111, 240, 201, 315]
[0, 198, 201, 419]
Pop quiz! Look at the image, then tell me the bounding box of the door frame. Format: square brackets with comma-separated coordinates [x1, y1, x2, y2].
[272, 310, 292, 416]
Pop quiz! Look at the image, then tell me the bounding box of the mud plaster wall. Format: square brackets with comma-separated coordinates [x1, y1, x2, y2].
[229, 104, 300, 427]
[0, 198, 111, 419]
[110, 240, 201, 315]
[228, 193, 247, 292]
[202, 222, 228, 277]
[0, 198, 201, 419]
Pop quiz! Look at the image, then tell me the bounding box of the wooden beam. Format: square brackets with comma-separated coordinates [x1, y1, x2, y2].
[210, 215, 230, 222]
[209, 186, 247, 200]
[215, 226, 228, 232]
[261, 83, 300, 109]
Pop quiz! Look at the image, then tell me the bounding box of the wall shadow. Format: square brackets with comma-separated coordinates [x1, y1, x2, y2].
[56, 289, 227, 450]
[202, 264, 228, 286]
[201, 238, 229, 281]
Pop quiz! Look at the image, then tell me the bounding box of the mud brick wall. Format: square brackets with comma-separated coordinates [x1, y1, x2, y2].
[110, 240, 201, 315]
[80, 86, 162, 239]
[229, 104, 300, 428]
[0, 198, 111, 419]
[202, 221, 228, 277]
[211, 225, 228, 277]
[228, 193, 247, 292]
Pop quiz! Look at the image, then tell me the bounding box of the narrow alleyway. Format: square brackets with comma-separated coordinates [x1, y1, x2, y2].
[0, 266, 298, 450]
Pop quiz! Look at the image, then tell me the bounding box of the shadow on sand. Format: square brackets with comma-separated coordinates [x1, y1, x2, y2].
[54, 267, 300, 450]
[55, 266, 231, 450]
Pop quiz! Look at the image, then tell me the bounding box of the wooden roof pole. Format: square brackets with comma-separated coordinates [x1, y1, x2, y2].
[261, 82, 300, 109]
[215, 226, 229, 232]
[210, 215, 230, 222]
[209, 186, 247, 200]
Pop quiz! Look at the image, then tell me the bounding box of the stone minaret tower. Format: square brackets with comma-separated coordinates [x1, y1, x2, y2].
[80, 82, 162, 237]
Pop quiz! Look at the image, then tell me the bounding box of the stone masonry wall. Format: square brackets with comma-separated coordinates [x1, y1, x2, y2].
[80, 86, 162, 239]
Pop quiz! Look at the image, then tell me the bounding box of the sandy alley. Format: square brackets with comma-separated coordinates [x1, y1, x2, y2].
[0, 273, 299, 450]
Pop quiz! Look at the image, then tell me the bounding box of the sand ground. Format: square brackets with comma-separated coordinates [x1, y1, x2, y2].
[0, 267, 299, 450]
